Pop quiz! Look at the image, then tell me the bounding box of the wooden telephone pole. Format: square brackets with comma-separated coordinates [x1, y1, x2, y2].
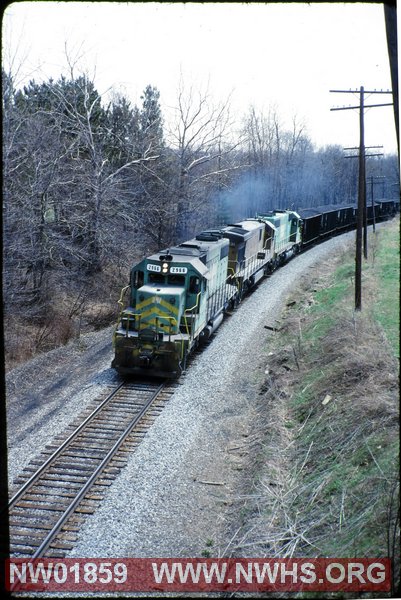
[344, 146, 383, 254]
[330, 87, 393, 310]
[369, 175, 386, 232]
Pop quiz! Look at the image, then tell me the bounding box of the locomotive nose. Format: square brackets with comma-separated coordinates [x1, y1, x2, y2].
[136, 285, 185, 334]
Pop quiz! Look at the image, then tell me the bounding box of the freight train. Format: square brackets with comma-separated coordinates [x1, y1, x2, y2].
[112, 199, 399, 378]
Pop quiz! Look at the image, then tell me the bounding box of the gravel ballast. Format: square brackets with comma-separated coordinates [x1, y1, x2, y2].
[6, 233, 354, 558]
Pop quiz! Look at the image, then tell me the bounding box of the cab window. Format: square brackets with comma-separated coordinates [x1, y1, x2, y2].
[148, 272, 165, 284]
[132, 270, 144, 288]
[168, 274, 185, 285]
[189, 276, 200, 294]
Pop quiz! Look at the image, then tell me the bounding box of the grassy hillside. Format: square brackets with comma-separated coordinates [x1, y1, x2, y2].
[232, 218, 400, 595]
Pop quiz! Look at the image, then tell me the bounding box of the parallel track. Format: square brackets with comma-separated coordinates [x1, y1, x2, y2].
[8, 380, 174, 558]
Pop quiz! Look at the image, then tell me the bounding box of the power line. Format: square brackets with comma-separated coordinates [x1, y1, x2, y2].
[330, 86, 392, 311]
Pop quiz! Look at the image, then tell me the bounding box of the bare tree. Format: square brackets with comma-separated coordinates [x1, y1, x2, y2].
[47, 73, 160, 273]
[167, 77, 245, 239]
[241, 105, 314, 209]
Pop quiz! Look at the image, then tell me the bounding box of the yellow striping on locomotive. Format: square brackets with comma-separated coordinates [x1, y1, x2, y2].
[134, 303, 179, 332]
[138, 308, 178, 323]
[138, 317, 178, 330]
[136, 298, 180, 317]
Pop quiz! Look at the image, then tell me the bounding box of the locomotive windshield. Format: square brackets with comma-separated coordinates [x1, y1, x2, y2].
[148, 272, 164, 284]
[168, 274, 186, 285]
[148, 272, 186, 286]
[132, 270, 144, 288]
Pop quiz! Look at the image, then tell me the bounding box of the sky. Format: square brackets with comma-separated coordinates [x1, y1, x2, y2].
[2, 1, 398, 155]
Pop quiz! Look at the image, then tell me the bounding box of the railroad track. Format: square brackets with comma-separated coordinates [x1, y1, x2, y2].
[7, 380, 175, 558]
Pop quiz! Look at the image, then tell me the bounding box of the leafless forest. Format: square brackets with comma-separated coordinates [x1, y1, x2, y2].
[2, 69, 399, 368]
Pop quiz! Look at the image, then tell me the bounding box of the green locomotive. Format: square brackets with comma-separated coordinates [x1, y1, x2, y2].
[112, 210, 302, 378]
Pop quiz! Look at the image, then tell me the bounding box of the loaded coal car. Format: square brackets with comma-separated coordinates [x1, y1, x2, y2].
[297, 204, 355, 245]
[112, 232, 237, 378]
[376, 199, 397, 219]
[315, 204, 355, 237]
[349, 201, 381, 224]
[314, 205, 338, 238]
[297, 207, 323, 246]
[338, 204, 357, 231]
[329, 204, 354, 233]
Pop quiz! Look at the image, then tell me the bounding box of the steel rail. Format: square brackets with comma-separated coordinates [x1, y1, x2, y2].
[7, 381, 126, 509]
[30, 381, 165, 558]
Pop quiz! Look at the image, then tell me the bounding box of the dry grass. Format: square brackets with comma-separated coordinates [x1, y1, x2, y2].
[226, 225, 400, 594]
[4, 267, 120, 372]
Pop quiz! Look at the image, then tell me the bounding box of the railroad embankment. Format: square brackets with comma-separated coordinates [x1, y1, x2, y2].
[231, 218, 399, 591]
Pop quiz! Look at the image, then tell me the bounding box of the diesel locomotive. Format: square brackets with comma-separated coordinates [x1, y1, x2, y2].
[112, 209, 302, 378]
[112, 200, 399, 379]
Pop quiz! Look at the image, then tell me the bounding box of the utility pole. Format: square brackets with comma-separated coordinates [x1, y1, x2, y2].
[356, 87, 365, 310]
[369, 175, 386, 232]
[330, 87, 393, 311]
[344, 146, 383, 254]
[384, 2, 399, 160]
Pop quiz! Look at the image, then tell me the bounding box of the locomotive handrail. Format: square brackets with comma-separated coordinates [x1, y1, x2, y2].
[155, 315, 177, 340]
[114, 285, 130, 330]
[117, 285, 130, 311]
[183, 292, 202, 338]
[125, 312, 141, 336]
[232, 250, 268, 282]
[184, 291, 202, 314]
[226, 266, 240, 289]
[275, 229, 294, 251]
[123, 312, 178, 338]
[263, 234, 274, 250]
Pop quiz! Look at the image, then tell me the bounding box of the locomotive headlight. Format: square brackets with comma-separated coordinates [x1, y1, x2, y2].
[162, 262, 169, 274]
